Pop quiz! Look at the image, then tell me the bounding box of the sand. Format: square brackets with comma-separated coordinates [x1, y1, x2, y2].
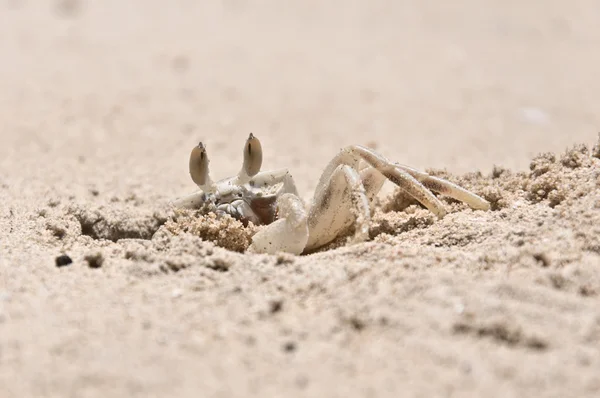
[1, 1, 600, 397]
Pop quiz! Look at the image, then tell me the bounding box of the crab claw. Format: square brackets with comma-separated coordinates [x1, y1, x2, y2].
[248, 193, 308, 255]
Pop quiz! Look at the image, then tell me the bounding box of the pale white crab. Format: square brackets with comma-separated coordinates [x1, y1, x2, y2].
[172, 134, 490, 255]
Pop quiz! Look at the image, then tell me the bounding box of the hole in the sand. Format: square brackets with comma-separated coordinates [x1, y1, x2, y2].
[68, 205, 167, 242]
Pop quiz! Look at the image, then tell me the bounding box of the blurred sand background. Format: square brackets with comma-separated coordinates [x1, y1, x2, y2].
[1, 0, 600, 397]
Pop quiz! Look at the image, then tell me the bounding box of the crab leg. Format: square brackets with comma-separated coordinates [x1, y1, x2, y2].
[249, 169, 300, 197]
[305, 164, 371, 252]
[171, 191, 209, 209]
[393, 164, 490, 211]
[315, 146, 449, 218]
[358, 167, 387, 202]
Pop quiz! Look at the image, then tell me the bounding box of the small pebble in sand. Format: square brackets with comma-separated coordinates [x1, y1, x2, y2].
[283, 341, 297, 353]
[55, 254, 73, 267]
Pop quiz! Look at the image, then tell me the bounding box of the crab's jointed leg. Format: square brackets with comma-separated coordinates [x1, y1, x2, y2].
[302, 145, 490, 251]
[393, 164, 490, 211]
[315, 145, 450, 218]
[171, 191, 210, 209]
[249, 169, 299, 197]
[304, 164, 371, 252]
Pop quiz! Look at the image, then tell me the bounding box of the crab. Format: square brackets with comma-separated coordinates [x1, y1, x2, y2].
[172, 133, 490, 255]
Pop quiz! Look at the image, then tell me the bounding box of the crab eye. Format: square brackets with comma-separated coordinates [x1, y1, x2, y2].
[189, 142, 210, 187]
[243, 133, 262, 177]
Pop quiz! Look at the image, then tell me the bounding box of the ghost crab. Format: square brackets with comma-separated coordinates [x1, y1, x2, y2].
[172, 134, 490, 255]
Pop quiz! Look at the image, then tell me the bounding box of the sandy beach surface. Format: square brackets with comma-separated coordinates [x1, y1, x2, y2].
[2, 1, 600, 397]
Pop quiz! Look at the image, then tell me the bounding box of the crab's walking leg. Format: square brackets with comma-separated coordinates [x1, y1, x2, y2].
[249, 169, 299, 196]
[305, 165, 371, 252]
[248, 193, 309, 255]
[171, 191, 209, 209]
[393, 164, 490, 211]
[359, 167, 387, 202]
[316, 146, 449, 218]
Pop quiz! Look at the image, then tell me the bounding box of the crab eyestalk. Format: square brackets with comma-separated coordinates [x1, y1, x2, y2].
[238, 133, 263, 182]
[189, 142, 216, 193]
